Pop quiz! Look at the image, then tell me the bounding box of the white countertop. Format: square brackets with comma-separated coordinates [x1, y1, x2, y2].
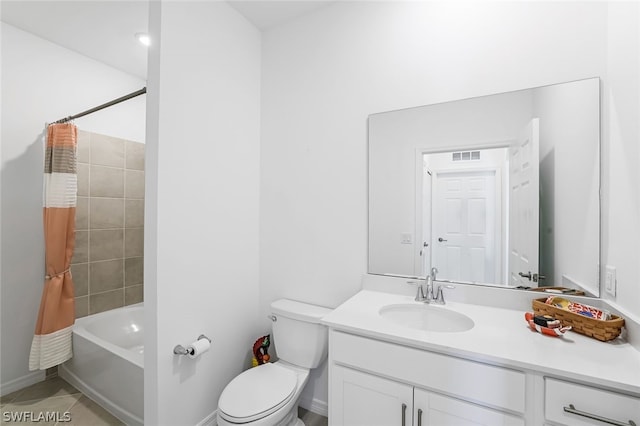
[321, 290, 640, 395]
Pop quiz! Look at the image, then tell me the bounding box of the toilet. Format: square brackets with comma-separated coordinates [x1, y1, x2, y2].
[217, 299, 331, 426]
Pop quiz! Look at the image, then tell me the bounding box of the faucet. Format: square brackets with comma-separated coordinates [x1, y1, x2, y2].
[432, 284, 455, 305]
[408, 277, 435, 303]
[430, 267, 438, 281]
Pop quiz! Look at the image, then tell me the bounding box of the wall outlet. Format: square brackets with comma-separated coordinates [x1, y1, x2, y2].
[605, 265, 616, 297]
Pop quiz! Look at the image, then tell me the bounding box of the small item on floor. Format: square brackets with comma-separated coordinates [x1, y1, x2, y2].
[524, 312, 572, 337]
[251, 334, 271, 367]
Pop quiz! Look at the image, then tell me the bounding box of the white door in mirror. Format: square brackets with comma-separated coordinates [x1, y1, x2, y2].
[509, 118, 540, 287]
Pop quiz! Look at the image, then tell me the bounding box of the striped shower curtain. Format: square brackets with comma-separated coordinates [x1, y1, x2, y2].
[29, 123, 77, 370]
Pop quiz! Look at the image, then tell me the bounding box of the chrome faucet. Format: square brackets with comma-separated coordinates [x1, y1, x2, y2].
[430, 267, 438, 281]
[408, 277, 435, 303]
[433, 284, 455, 305]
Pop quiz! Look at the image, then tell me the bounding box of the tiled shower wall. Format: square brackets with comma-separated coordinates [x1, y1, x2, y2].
[71, 130, 145, 318]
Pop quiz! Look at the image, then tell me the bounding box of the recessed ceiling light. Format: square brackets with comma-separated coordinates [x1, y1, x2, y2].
[135, 32, 151, 47]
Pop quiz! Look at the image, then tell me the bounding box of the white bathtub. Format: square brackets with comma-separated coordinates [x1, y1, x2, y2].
[59, 303, 143, 425]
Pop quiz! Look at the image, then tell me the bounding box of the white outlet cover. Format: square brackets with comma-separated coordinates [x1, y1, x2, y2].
[605, 265, 616, 296]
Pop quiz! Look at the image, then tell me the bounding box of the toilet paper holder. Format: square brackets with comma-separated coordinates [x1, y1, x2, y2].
[173, 334, 211, 356]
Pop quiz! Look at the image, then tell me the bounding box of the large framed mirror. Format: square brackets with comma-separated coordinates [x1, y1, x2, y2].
[368, 78, 600, 296]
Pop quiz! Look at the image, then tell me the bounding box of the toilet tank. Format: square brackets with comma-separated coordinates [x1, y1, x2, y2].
[270, 299, 332, 369]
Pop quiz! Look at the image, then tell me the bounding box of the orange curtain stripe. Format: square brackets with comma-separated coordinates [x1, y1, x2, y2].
[29, 123, 77, 371]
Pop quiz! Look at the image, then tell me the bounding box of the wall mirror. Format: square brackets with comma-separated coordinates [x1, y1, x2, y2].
[368, 78, 600, 296]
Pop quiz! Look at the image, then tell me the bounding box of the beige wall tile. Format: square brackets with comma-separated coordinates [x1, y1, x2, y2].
[90, 259, 124, 293]
[126, 140, 145, 171]
[125, 257, 144, 286]
[89, 289, 124, 315]
[45, 366, 58, 379]
[72, 231, 89, 264]
[91, 133, 125, 168]
[76, 197, 89, 230]
[125, 199, 144, 228]
[125, 285, 143, 306]
[90, 198, 124, 229]
[89, 229, 124, 261]
[125, 228, 144, 258]
[75, 296, 89, 319]
[71, 263, 88, 297]
[90, 166, 124, 198]
[125, 170, 144, 199]
[77, 130, 90, 164]
[77, 163, 89, 197]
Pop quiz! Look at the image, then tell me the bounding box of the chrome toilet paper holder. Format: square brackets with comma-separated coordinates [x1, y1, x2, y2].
[173, 334, 211, 356]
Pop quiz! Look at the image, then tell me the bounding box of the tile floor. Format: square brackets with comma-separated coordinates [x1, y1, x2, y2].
[1, 377, 329, 426]
[0, 376, 122, 425]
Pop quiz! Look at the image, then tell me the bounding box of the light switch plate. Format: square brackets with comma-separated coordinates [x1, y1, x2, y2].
[400, 233, 413, 244]
[605, 265, 616, 297]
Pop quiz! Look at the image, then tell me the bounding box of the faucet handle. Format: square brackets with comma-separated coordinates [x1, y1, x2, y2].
[407, 280, 426, 302]
[434, 284, 455, 304]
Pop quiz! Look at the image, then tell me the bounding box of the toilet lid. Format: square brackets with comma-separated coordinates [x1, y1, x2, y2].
[218, 363, 297, 422]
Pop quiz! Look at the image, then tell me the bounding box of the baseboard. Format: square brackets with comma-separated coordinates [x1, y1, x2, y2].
[299, 395, 328, 417]
[197, 409, 217, 426]
[1, 370, 46, 397]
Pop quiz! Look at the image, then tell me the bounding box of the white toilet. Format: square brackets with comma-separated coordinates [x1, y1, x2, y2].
[217, 299, 331, 426]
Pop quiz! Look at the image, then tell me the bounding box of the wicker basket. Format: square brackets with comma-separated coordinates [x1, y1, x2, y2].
[532, 298, 625, 342]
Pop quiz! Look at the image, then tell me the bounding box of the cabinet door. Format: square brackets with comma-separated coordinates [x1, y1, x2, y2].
[413, 388, 525, 426]
[330, 365, 413, 426]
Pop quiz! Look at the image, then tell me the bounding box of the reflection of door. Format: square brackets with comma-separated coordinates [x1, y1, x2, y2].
[420, 161, 433, 277]
[432, 169, 499, 283]
[509, 119, 540, 287]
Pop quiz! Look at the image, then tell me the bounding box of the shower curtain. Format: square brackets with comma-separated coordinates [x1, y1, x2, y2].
[29, 123, 77, 370]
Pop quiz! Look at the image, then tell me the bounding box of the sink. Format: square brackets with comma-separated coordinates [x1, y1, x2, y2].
[379, 304, 474, 332]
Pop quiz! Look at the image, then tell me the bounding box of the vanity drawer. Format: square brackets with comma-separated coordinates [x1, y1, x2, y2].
[331, 330, 525, 413]
[545, 378, 640, 426]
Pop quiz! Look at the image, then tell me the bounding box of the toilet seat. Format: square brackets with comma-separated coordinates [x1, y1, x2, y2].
[218, 363, 297, 423]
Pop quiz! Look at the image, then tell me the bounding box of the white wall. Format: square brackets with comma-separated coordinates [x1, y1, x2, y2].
[0, 22, 145, 395]
[601, 2, 640, 310]
[261, 0, 638, 410]
[144, 2, 261, 424]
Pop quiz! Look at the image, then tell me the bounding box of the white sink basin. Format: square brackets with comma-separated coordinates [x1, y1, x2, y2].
[379, 304, 475, 333]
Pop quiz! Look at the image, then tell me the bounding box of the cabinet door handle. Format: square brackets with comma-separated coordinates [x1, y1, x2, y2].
[563, 404, 637, 426]
[401, 403, 407, 426]
[417, 408, 423, 426]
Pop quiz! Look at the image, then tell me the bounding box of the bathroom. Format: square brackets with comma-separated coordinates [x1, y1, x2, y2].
[1, 1, 639, 425]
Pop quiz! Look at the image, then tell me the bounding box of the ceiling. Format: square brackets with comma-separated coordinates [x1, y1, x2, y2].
[1, 1, 334, 80]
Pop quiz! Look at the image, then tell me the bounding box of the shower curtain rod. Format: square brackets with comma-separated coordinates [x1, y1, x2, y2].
[53, 87, 147, 124]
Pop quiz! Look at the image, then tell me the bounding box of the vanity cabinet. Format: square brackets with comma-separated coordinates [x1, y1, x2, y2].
[328, 329, 640, 426]
[329, 330, 526, 425]
[332, 365, 524, 426]
[413, 388, 525, 426]
[332, 365, 412, 426]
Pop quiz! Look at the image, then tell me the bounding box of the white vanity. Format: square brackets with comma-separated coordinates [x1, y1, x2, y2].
[322, 287, 640, 426]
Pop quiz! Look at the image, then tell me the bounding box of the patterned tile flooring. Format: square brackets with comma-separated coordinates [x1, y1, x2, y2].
[1, 376, 329, 425]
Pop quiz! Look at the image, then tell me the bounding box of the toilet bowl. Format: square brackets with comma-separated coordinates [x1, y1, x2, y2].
[216, 299, 331, 426]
